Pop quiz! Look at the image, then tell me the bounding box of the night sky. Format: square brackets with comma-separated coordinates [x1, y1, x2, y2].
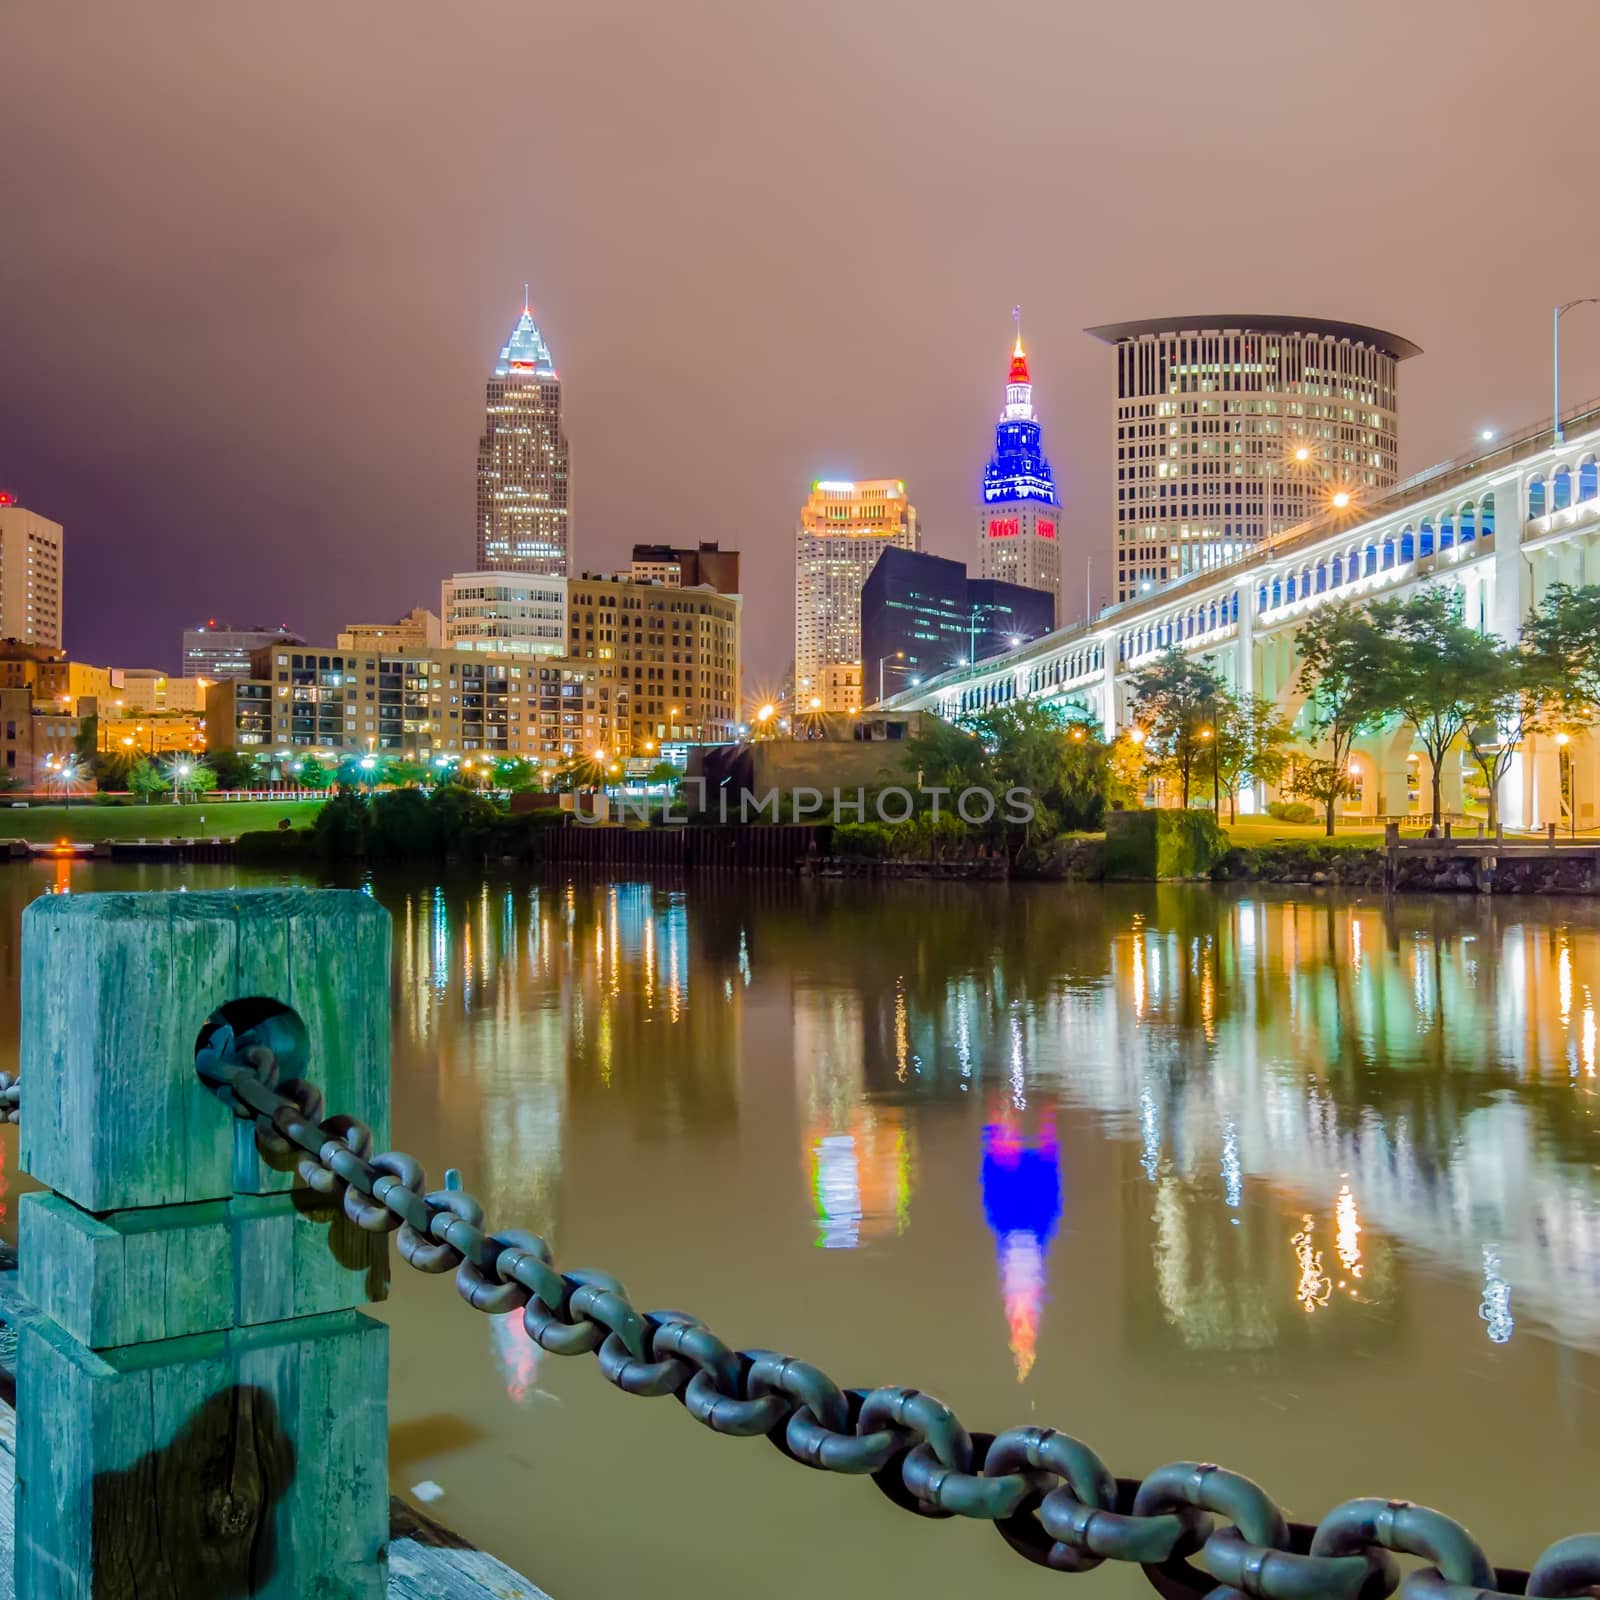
[5, 1, 1600, 679]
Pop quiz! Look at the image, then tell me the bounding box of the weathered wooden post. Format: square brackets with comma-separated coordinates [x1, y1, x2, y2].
[14, 888, 392, 1598]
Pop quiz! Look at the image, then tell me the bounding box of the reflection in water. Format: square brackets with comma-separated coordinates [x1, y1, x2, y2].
[981, 1114, 1060, 1380]
[0, 864, 1598, 1598]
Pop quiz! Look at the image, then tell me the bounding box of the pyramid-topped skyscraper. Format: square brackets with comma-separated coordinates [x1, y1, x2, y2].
[976, 311, 1061, 614]
[476, 288, 570, 574]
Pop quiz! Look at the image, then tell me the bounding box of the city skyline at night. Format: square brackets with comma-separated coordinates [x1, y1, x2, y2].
[4, 4, 1600, 681]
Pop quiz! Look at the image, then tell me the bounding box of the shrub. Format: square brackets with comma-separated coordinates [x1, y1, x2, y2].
[312, 790, 369, 861]
[235, 828, 315, 863]
[1265, 800, 1317, 825]
[833, 821, 894, 859]
[1104, 808, 1227, 880]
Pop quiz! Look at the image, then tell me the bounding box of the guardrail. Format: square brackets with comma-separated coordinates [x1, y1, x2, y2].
[5, 889, 1599, 1598]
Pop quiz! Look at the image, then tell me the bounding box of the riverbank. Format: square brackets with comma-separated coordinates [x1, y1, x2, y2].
[0, 798, 323, 842]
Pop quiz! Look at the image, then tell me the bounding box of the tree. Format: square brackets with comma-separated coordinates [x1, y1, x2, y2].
[1463, 638, 1560, 833]
[91, 749, 136, 792]
[295, 757, 332, 792]
[208, 747, 259, 790]
[185, 763, 218, 798]
[1199, 690, 1294, 822]
[1130, 649, 1224, 808]
[73, 715, 98, 765]
[1294, 602, 1391, 836]
[127, 758, 166, 805]
[1522, 581, 1600, 721]
[385, 759, 430, 789]
[1368, 589, 1502, 833]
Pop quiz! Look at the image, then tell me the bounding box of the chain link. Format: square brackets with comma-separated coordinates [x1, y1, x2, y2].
[189, 1031, 1600, 1596]
[0, 1072, 20, 1125]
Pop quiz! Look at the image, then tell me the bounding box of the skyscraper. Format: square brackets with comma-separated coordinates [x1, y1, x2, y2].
[476, 289, 570, 575]
[977, 321, 1061, 616]
[1085, 314, 1418, 603]
[0, 494, 63, 651]
[794, 479, 919, 703]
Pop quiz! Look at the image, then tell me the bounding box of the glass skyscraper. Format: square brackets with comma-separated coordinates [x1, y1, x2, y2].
[476, 291, 571, 575]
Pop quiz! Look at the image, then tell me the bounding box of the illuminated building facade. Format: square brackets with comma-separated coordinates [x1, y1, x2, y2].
[1086, 314, 1416, 602]
[476, 291, 570, 575]
[205, 643, 625, 764]
[337, 608, 441, 652]
[795, 480, 920, 697]
[442, 573, 567, 657]
[182, 622, 303, 680]
[0, 497, 63, 651]
[567, 574, 741, 747]
[627, 542, 740, 594]
[977, 332, 1061, 613]
[861, 549, 1057, 697]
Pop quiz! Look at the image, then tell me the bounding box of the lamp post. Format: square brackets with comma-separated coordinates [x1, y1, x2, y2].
[1554, 299, 1600, 444]
[877, 651, 904, 702]
[1556, 731, 1575, 836]
[1199, 723, 1217, 814]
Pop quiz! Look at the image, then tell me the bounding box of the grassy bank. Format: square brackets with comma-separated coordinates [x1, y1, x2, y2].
[0, 799, 325, 842]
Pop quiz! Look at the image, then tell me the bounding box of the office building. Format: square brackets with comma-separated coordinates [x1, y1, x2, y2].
[567, 574, 741, 748]
[968, 578, 1054, 662]
[627, 542, 741, 594]
[0, 688, 83, 788]
[1085, 314, 1417, 602]
[476, 290, 570, 574]
[861, 548, 1054, 701]
[0, 496, 64, 651]
[795, 480, 920, 699]
[978, 329, 1062, 608]
[111, 670, 209, 715]
[208, 643, 626, 765]
[337, 609, 441, 652]
[183, 623, 303, 680]
[442, 573, 567, 657]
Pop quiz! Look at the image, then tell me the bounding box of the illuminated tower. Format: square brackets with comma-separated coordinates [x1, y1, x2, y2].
[476, 288, 571, 575]
[794, 479, 920, 704]
[977, 313, 1061, 618]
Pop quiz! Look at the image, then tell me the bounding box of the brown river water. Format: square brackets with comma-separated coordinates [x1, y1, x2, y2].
[0, 860, 1595, 1597]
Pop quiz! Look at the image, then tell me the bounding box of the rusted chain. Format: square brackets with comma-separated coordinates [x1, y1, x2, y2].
[192, 1025, 1600, 1600]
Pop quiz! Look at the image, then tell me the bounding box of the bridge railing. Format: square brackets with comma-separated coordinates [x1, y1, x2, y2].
[6, 888, 1600, 1598]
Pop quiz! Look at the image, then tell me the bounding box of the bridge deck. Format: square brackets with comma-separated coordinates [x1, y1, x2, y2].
[0, 1259, 552, 1600]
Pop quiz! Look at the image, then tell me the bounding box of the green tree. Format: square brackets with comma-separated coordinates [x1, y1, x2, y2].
[1294, 602, 1391, 836]
[185, 763, 218, 798]
[385, 759, 430, 788]
[1130, 648, 1224, 808]
[313, 790, 369, 860]
[1463, 638, 1559, 833]
[294, 757, 332, 792]
[207, 747, 259, 790]
[1522, 581, 1600, 720]
[1368, 589, 1502, 833]
[127, 758, 166, 805]
[73, 715, 98, 765]
[1200, 690, 1294, 823]
[90, 749, 135, 792]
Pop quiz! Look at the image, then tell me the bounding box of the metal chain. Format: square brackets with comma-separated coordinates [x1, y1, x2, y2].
[185, 1029, 1600, 1600]
[0, 1072, 19, 1125]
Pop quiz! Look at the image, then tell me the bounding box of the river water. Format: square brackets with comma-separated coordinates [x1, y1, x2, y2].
[0, 861, 1596, 1596]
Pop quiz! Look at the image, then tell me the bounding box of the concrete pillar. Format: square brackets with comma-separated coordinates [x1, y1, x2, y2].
[1501, 748, 1532, 831]
[1489, 468, 1526, 643]
[1528, 738, 1562, 831]
[1572, 732, 1600, 834]
[1438, 750, 1465, 818]
[1100, 634, 1118, 741]
[1235, 578, 1255, 699]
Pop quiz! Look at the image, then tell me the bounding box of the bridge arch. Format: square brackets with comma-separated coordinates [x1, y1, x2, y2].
[1579, 456, 1598, 503]
[1529, 477, 1547, 519]
[1553, 466, 1573, 512]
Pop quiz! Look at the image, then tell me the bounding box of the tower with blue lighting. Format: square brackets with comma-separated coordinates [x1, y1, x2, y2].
[977, 312, 1061, 620]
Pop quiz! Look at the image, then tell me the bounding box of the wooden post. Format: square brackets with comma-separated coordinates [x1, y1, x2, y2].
[15, 888, 392, 1599]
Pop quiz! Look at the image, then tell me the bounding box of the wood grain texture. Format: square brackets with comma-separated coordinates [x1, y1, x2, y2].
[21, 890, 390, 1213]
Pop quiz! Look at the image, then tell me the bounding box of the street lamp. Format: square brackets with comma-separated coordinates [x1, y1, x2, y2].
[876, 651, 904, 702]
[1554, 299, 1600, 443]
[1556, 731, 1575, 836]
[1199, 724, 1217, 814]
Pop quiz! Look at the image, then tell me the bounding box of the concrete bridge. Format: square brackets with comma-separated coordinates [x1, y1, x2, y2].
[884, 401, 1600, 830]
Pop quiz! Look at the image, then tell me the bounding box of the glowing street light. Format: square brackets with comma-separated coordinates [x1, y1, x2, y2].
[1330, 490, 1352, 510]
